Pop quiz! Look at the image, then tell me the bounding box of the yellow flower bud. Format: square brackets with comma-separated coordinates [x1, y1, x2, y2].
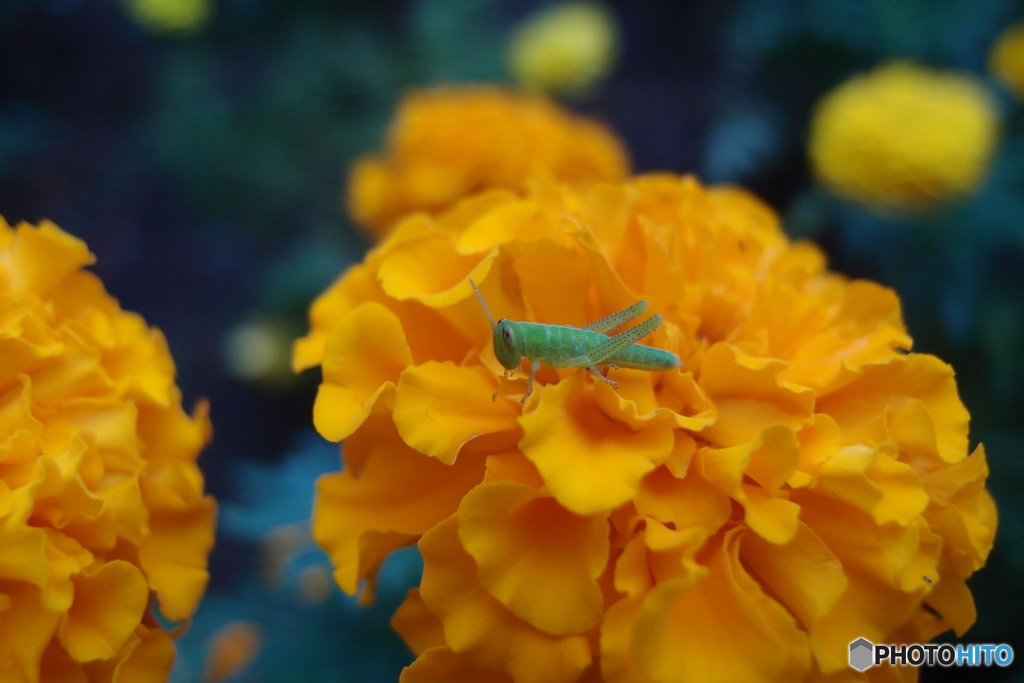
[508, 2, 618, 96]
[990, 22, 1024, 101]
[809, 62, 998, 212]
[124, 0, 213, 35]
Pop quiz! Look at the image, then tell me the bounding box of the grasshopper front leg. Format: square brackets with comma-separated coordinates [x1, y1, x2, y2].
[493, 361, 541, 406]
[522, 360, 541, 406]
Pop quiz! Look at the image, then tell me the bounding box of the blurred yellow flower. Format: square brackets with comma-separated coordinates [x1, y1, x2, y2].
[0, 218, 215, 682]
[508, 2, 619, 97]
[990, 22, 1024, 100]
[347, 87, 630, 240]
[297, 175, 995, 681]
[809, 62, 998, 212]
[124, 0, 212, 35]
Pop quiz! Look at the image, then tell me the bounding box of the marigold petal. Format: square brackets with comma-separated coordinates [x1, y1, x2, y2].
[595, 370, 712, 432]
[111, 625, 176, 683]
[0, 583, 61, 682]
[419, 517, 593, 683]
[739, 522, 847, 633]
[744, 423, 801, 492]
[653, 370, 716, 431]
[788, 414, 842, 489]
[293, 264, 379, 372]
[400, 646, 512, 683]
[818, 353, 969, 464]
[739, 484, 800, 545]
[456, 201, 555, 254]
[506, 238, 594, 328]
[482, 451, 545, 488]
[313, 302, 412, 442]
[57, 561, 149, 662]
[2, 220, 95, 296]
[699, 425, 802, 540]
[392, 589, 446, 656]
[633, 530, 810, 682]
[138, 468, 215, 621]
[519, 373, 673, 515]
[611, 530, 653, 599]
[796, 492, 942, 671]
[817, 442, 930, 525]
[814, 570, 930, 673]
[377, 221, 495, 308]
[643, 520, 707, 585]
[393, 362, 520, 465]
[922, 558, 977, 637]
[922, 445, 995, 567]
[698, 343, 815, 446]
[634, 464, 731, 539]
[457, 482, 609, 635]
[313, 419, 486, 596]
[800, 492, 942, 593]
[599, 595, 652, 683]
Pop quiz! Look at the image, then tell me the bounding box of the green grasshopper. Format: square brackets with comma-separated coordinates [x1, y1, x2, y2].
[469, 279, 682, 405]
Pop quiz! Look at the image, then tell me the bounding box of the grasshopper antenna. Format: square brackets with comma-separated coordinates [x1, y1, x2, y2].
[468, 278, 497, 330]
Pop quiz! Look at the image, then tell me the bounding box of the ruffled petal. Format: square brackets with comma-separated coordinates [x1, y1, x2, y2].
[419, 517, 593, 683]
[633, 530, 810, 682]
[817, 354, 969, 464]
[392, 589, 446, 656]
[57, 560, 149, 662]
[520, 373, 673, 515]
[698, 343, 815, 447]
[313, 418, 486, 597]
[401, 646, 512, 683]
[313, 302, 413, 442]
[457, 481, 609, 635]
[138, 462, 215, 621]
[393, 362, 520, 464]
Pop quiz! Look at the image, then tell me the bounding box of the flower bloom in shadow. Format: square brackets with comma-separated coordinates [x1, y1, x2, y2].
[809, 62, 998, 213]
[990, 22, 1024, 101]
[297, 176, 995, 681]
[347, 87, 630, 240]
[508, 2, 619, 97]
[124, 0, 213, 35]
[0, 219, 215, 681]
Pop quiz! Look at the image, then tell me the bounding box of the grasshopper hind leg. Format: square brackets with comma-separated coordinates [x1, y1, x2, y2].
[585, 361, 619, 389]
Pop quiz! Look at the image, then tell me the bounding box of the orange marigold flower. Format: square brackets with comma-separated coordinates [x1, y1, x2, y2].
[297, 175, 996, 681]
[347, 87, 630, 239]
[0, 218, 215, 682]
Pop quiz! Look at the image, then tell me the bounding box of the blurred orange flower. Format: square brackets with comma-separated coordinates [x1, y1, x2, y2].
[0, 218, 215, 682]
[347, 87, 630, 239]
[204, 621, 260, 683]
[298, 175, 995, 681]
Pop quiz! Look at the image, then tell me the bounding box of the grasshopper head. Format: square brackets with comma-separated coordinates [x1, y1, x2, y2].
[493, 319, 523, 371]
[469, 278, 523, 371]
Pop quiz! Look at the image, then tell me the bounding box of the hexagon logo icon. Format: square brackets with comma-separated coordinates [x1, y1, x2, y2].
[849, 638, 874, 671]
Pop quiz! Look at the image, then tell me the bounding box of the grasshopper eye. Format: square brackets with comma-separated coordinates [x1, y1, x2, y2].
[502, 325, 515, 349]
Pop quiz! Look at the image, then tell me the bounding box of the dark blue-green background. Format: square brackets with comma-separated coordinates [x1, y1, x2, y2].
[1, 1, 1021, 680]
